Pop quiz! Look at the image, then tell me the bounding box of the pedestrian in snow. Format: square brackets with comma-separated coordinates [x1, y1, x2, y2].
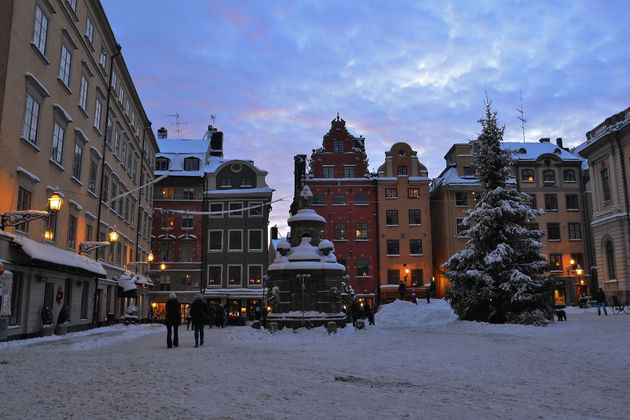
[411, 291, 418, 305]
[207, 304, 215, 329]
[430, 279, 436, 299]
[215, 304, 225, 328]
[165, 292, 180, 348]
[595, 288, 608, 316]
[186, 306, 192, 330]
[425, 288, 431, 304]
[351, 297, 361, 327]
[398, 280, 406, 300]
[190, 295, 209, 347]
[364, 301, 374, 325]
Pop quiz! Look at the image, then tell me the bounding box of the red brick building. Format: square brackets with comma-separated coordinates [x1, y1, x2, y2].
[295, 115, 379, 303]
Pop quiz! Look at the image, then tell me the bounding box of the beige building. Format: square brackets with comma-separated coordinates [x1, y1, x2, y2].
[376, 142, 433, 302]
[577, 106, 630, 305]
[0, 0, 158, 340]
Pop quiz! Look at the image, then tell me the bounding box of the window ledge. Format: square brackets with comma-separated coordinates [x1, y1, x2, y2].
[568, 239, 583, 242]
[410, 253, 423, 256]
[49, 159, 65, 172]
[30, 43, 50, 65]
[71, 176, 83, 186]
[354, 203, 368, 206]
[57, 77, 72, 95]
[409, 224, 421, 227]
[385, 197, 398, 200]
[20, 136, 41, 152]
[386, 224, 399, 227]
[604, 279, 618, 283]
[333, 239, 348, 242]
[78, 104, 89, 118]
[355, 239, 369, 242]
[88, 190, 97, 198]
[386, 254, 400, 257]
[356, 276, 371, 279]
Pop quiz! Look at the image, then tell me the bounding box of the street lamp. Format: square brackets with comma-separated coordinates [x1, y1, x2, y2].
[1, 192, 63, 230]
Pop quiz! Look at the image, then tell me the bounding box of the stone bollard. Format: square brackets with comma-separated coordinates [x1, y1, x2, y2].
[326, 321, 337, 335]
[268, 322, 278, 333]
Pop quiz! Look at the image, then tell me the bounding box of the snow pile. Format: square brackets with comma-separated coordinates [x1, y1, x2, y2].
[375, 298, 458, 329]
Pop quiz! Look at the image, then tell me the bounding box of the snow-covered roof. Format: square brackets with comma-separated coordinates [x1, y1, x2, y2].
[205, 186, 274, 195]
[432, 167, 483, 190]
[269, 237, 345, 272]
[503, 142, 583, 162]
[157, 138, 210, 155]
[13, 236, 106, 276]
[287, 209, 325, 224]
[155, 138, 217, 177]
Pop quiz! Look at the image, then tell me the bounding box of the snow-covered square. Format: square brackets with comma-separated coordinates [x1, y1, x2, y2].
[1, 300, 627, 419]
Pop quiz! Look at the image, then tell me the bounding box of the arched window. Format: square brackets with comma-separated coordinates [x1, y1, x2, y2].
[184, 157, 200, 171]
[542, 169, 556, 183]
[605, 240, 616, 280]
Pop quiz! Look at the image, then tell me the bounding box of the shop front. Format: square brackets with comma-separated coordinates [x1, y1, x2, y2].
[203, 287, 265, 326]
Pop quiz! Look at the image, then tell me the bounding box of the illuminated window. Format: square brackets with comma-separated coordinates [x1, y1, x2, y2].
[334, 223, 346, 240]
[228, 265, 242, 285]
[522, 168, 535, 182]
[408, 188, 420, 199]
[549, 254, 562, 271]
[385, 188, 397, 198]
[410, 269, 423, 286]
[356, 259, 369, 277]
[161, 187, 174, 199]
[355, 223, 368, 240]
[207, 266, 221, 285]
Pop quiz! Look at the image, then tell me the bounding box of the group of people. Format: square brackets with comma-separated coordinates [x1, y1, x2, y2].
[350, 297, 375, 327]
[398, 279, 436, 303]
[164, 293, 228, 349]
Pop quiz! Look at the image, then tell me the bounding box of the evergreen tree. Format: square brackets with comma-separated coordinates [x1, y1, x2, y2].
[443, 99, 553, 325]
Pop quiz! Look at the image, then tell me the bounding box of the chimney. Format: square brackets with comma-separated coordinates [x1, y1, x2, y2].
[556, 137, 563, 148]
[157, 127, 168, 139]
[270, 225, 278, 240]
[539, 137, 550, 143]
[210, 130, 223, 157]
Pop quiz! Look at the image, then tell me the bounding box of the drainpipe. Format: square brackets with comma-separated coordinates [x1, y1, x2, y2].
[93, 44, 121, 328]
[134, 122, 151, 268]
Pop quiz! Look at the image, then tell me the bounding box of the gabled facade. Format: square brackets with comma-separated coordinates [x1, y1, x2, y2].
[577, 106, 630, 304]
[298, 115, 379, 302]
[376, 142, 433, 302]
[0, 0, 157, 340]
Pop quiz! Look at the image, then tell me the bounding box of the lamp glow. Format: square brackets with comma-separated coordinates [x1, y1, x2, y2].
[109, 230, 119, 242]
[48, 192, 63, 211]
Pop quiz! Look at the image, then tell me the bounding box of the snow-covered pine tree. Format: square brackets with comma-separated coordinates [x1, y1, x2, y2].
[443, 99, 553, 325]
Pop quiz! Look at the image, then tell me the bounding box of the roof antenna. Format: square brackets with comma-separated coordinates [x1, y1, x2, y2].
[167, 112, 188, 139]
[516, 89, 527, 143]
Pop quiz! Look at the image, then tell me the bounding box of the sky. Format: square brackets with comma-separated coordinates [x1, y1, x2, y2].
[101, 0, 630, 232]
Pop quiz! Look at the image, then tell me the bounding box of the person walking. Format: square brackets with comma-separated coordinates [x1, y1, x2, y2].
[165, 292, 180, 348]
[190, 295, 209, 347]
[215, 304, 225, 328]
[595, 288, 608, 316]
[364, 301, 374, 325]
[398, 280, 407, 300]
[430, 279, 436, 299]
[351, 297, 361, 328]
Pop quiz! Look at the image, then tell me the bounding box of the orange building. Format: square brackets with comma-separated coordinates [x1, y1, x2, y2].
[376, 143, 433, 302]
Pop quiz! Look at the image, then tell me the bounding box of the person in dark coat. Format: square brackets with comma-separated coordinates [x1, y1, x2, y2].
[165, 292, 180, 348]
[398, 280, 407, 300]
[595, 288, 608, 316]
[364, 301, 374, 325]
[350, 297, 361, 327]
[215, 304, 225, 328]
[430, 279, 436, 299]
[190, 295, 209, 347]
[207, 303, 215, 329]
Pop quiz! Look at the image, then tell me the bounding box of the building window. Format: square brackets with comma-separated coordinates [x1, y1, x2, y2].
[245, 265, 262, 286]
[408, 209, 421, 225]
[72, 141, 83, 180]
[181, 215, 194, 229]
[385, 188, 397, 198]
[333, 194, 346, 205]
[161, 187, 174, 199]
[563, 169, 576, 182]
[229, 202, 243, 217]
[88, 158, 97, 193]
[601, 168, 611, 203]
[356, 259, 369, 277]
[522, 169, 535, 182]
[397, 166, 408, 176]
[408, 188, 420, 199]
[322, 166, 335, 178]
[80, 283, 89, 319]
[312, 194, 325, 205]
[184, 157, 200, 171]
[410, 239, 423, 255]
[249, 230, 263, 251]
[355, 223, 368, 240]
[58, 44, 72, 87]
[455, 192, 468, 207]
[547, 223, 560, 241]
[333, 223, 346, 240]
[571, 253, 584, 269]
[94, 95, 103, 131]
[155, 158, 169, 171]
[387, 240, 399, 256]
[240, 176, 252, 187]
[386, 210, 398, 226]
[387, 269, 399, 285]
[50, 122, 65, 165]
[113, 127, 121, 157]
[343, 166, 355, 178]
[16, 187, 32, 232]
[566, 194, 579, 211]
[544, 194, 558, 211]
[333, 139, 344, 153]
[159, 241, 174, 261]
[161, 214, 174, 229]
[67, 215, 77, 250]
[605, 240, 616, 280]
[228, 265, 242, 285]
[99, 48, 107, 69]
[67, 0, 77, 13]
[527, 222, 539, 231]
[207, 266, 221, 285]
[85, 15, 94, 44]
[543, 169, 556, 184]
[179, 241, 194, 262]
[9, 272, 23, 325]
[22, 92, 41, 145]
[228, 230, 242, 251]
[220, 177, 232, 187]
[549, 254, 562, 271]
[79, 74, 89, 112]
[249, 202, 263, 217]
[32, 5, 49, 56]
[355, 194, 367, 205]
[209, 230, 222, 251]
[183, 188, 195, 200]
[568, 223, 582, 240]
[410, 269, 423, 286]
[209, 203, 223, 217]
[463, 165, 475, 176]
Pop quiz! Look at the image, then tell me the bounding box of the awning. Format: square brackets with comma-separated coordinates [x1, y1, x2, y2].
[204, 287, 266, 299]
[13, 235, 106, 277]
[118, 272, 138, 298]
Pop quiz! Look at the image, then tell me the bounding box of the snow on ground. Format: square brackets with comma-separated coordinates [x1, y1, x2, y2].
[1, 299, 628, 419]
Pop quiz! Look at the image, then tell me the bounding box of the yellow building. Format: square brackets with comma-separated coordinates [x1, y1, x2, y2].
[0, 0, 158, 340]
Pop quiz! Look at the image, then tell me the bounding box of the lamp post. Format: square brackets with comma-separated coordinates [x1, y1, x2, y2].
[1, 192, 63, 231]
[575, 264, 584, 305]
